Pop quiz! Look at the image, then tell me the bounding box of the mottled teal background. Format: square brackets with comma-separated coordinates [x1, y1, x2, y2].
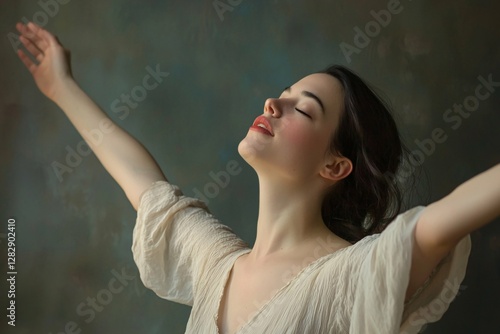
[1, 0, 499, 333]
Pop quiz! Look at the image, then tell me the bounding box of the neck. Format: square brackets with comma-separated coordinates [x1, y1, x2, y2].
[247, 171, 334, 263]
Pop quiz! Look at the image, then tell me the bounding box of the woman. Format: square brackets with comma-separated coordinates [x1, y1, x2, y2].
[15, 21, 499, 334]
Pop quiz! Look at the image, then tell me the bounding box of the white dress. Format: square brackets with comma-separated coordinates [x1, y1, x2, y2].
[132, 180, 471, 334]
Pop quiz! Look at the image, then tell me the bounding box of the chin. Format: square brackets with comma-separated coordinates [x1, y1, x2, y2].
[237, 132, 271, 169]
[237, 137, 257, 164]
[238, 135, 286, 178]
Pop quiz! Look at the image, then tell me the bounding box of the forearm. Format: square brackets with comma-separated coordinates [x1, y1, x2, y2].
[54, 79, 167, 208]
[452, 163, 500, 223]
[15, 21, 166, 209]
[425, 163, 500, 246]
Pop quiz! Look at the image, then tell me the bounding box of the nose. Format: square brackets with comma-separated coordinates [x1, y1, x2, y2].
[264, 98, 282, 117]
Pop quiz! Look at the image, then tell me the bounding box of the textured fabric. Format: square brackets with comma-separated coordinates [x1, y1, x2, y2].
[132, 180, 471, 334]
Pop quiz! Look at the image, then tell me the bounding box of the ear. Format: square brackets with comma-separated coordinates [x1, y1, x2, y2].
[319, 156, 353, 182]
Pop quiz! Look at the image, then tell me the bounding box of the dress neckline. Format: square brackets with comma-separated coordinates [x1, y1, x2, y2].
[214, 244, 353, 334]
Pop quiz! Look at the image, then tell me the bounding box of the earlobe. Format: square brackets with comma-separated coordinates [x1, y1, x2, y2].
[320, 158, 353, 182]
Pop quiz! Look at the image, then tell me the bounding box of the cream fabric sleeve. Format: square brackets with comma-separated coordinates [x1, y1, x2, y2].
[131, 180, 250, 306]
[349, 206, 472, 334]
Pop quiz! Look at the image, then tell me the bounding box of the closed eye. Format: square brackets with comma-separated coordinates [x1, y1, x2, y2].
[295, 108, 311, 118]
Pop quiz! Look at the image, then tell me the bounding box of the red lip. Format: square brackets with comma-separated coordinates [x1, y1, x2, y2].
[250, 115, 274, 136]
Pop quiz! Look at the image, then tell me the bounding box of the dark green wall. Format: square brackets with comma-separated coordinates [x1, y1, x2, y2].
[1, 0, 499, 333]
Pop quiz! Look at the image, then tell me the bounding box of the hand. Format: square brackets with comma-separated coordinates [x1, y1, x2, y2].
[16, 21, 74, 102]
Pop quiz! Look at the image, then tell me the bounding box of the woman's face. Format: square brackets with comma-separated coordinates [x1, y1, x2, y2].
[238, 73, 346, 183]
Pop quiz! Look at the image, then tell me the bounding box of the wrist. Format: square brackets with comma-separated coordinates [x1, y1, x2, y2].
[51, 78, 79, 106]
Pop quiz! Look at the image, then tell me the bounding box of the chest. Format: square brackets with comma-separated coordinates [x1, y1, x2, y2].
[215, 253, 321, 334]
[215, 238, 353, 334]
[215, 259, 301, 334]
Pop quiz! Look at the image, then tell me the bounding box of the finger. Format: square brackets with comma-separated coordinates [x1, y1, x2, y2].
[16, 49, 37, 75]
[26, 21, 50, 50]
[16, 23, 43, 54]
[15, 22, 24, 34]
[17, 21, 63, 50]
[29, 21, 62, 49]
[41, 29, 62, 48]
[19, 35, 44, 63]
[16, 22, 38, 43]
[15, 24, 43, 61]
[15, 22, 36, 40]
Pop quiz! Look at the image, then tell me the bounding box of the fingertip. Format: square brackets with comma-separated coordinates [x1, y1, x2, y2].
[30, 21, 42, 30]
[27, 21, 38, 32]
[16, 48, 25, 58]
[15, 22, 26, 32]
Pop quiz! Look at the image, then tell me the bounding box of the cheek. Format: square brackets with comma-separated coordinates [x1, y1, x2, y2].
[282, 122, 323, 151]
[278, 123, 329, 174]
[286, 127, 309, 146]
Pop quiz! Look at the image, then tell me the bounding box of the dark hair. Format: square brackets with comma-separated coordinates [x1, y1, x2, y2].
[318, 64, 420, 244]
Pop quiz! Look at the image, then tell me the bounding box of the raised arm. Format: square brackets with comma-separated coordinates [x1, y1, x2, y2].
[405, 163, 500, 301]
[16, 21, 167, 211]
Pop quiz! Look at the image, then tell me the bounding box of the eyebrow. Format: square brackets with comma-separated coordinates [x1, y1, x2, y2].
[282, 86, 325, 114]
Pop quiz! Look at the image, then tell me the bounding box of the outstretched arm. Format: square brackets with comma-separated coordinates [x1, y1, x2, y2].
[16, 21, 167, 211]
[405, 163, 500, 301]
